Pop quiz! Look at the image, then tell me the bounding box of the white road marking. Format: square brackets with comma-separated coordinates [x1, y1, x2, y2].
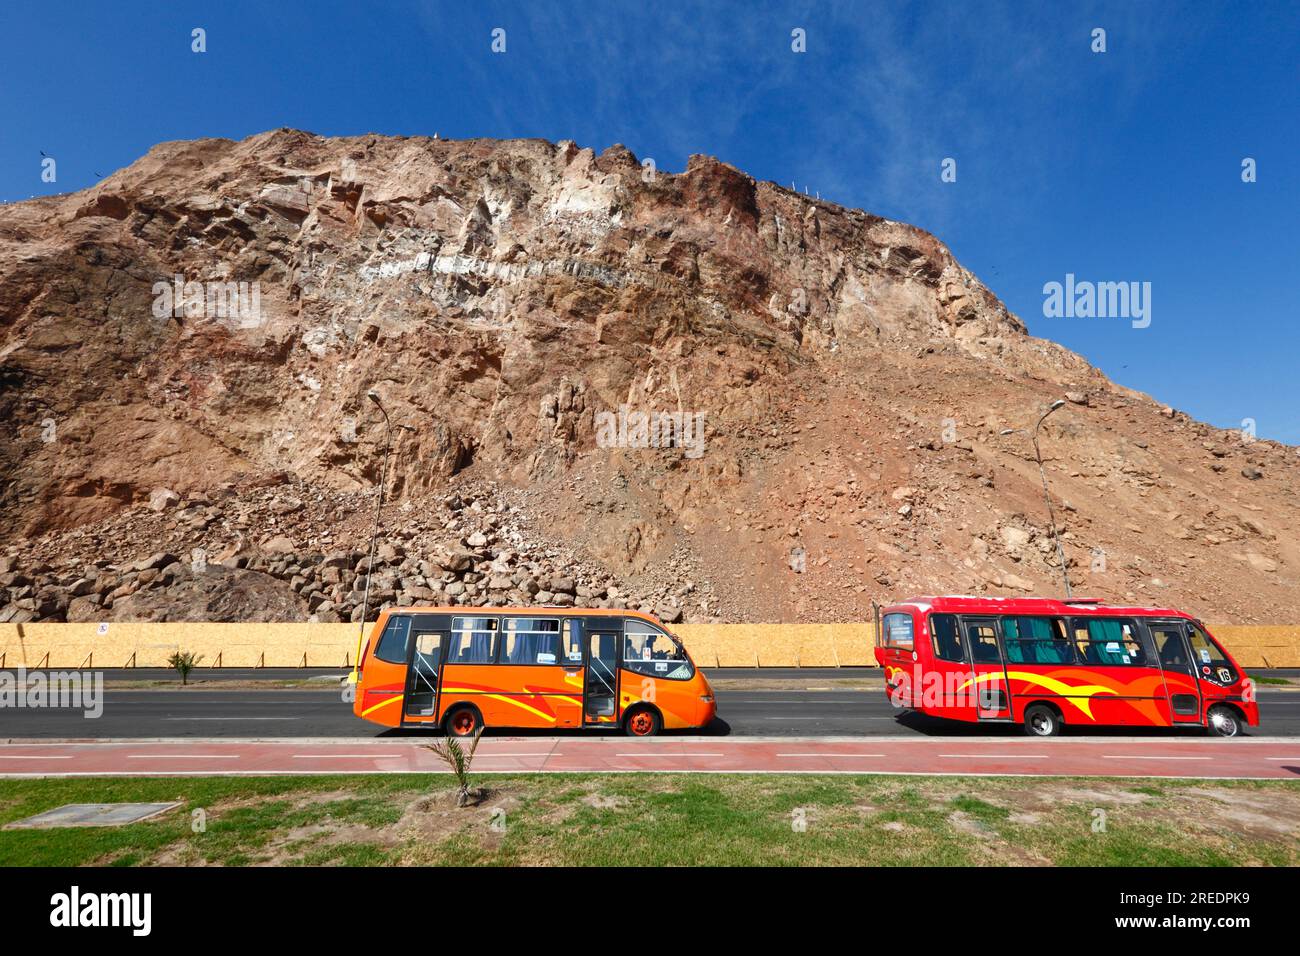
[939, 754, 1049, 759]
[163, 717, 300, 721]
[615, 753, 725, 758]
[1101, 755, 1210, 761]
[1265, 757, 1300, 761]
[0, 755, 73, 759]
[126, 754, 240, 759]
[291, 754, 413, 759]
[777, 753, 886, 758]
[734, 697, 866, 702]
[473, 753, 555, 757]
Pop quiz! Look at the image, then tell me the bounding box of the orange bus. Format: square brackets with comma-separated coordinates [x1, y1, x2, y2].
[353, 607, 716, 736]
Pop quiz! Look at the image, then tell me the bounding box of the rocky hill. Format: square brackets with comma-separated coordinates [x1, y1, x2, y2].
[1, 130, 1296, 625]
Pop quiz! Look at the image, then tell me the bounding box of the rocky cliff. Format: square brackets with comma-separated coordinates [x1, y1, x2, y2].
[1, 130, 1296, 625]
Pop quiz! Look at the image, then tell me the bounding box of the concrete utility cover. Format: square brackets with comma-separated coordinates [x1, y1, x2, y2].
[4, 802, 182, 829]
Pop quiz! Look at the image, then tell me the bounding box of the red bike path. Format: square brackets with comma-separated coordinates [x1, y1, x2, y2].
[1, 736, 1298, 778]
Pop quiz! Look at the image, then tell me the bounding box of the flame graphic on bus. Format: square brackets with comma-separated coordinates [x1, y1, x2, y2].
[441, 682, 582, 723]
[958, 672, 1117, 719]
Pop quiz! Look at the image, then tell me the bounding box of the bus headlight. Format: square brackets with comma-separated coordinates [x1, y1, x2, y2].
[700, 695, 714, 703]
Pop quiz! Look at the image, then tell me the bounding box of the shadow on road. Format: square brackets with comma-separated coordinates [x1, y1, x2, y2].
[891, 710, 1220, 738]
[377, 722, 726, 739]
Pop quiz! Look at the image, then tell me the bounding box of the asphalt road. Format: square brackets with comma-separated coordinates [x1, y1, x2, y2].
[2, 673, 1297, 739]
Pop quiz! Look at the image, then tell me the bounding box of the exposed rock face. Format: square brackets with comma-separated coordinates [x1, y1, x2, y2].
[79, 565, 311, 624]
[3, 483, 697, 625]
[1, 130, 1297, 623]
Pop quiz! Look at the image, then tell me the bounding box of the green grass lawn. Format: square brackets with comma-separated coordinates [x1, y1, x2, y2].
[0, 774, 1295, 867]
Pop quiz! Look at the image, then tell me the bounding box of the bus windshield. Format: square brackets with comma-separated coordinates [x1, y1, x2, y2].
[624, 620, 692, 679]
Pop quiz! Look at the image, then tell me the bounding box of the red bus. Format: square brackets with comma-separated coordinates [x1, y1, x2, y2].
[874, 596, 1258, 737]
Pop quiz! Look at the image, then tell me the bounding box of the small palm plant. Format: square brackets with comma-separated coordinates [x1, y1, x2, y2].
[168, 650, 202, 686]
[423, 726, 485, 807]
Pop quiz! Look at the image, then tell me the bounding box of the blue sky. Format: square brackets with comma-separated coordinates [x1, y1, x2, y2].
[2, 1, 1296, 441]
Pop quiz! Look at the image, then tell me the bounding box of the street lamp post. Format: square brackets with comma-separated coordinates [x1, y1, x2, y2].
[1001, 398, 1072, 599]
[349, 391, 412, 683]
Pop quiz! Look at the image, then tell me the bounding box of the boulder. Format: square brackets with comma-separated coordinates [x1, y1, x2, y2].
[134, 552, 178, 572]
[148, 487, 181, 511]
[261, 535, 296, 554]
[68, 577, 98, 597]
[656, 604, 684, 624]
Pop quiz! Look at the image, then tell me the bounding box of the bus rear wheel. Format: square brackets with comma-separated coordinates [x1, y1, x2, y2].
[1206, 705, 1241, 738]
[1023, 704, 1061, 737]
[443, 705, 482, 738]
[623, 707, 662, 737]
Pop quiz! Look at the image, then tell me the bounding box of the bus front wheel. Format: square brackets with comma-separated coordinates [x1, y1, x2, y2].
[1023, 704, 1061, 737]
[623, 707, 662, 737]
[1206, 705, 1242, 738]
[443, 705, 482, 738]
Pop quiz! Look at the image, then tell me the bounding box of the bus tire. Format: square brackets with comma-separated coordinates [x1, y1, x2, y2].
[1206, 704, 1242, 738]
[623, 706, 662, 737]
[1023, 703, 1061, 737]
[443, 705, 483, 738]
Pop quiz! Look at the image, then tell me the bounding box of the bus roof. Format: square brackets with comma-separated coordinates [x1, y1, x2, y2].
[885, 595, 1194, 619]
[379, 606, 666, 625]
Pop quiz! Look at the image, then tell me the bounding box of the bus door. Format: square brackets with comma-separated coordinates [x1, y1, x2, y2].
[964, 616, 1012, 720]
[403, 626, 446, 724]
[1149, 620, 1202, 724]
[559, 619, 586, 725]
[583, 618, 622, 726]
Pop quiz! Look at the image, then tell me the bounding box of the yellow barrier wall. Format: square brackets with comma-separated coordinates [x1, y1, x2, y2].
[0, 623, 361, 669]
[673, 623, 876, 667]
[0, 622, 1296, 669]
[1205, 626, 1300, 670]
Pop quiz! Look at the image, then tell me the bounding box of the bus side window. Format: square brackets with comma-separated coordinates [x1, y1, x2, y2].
[1002, 617, 1024, 662]
[882, 613, 914, 650]
[1002, 616, 1073, 665]
[501, 618, 562, 665]
[448, 617, 499, 663]
[968, 624, 1001, 663]
[562, 620, 584, 664]
[1151, 624, 1191, 671]
[374, 616, 412, 664]
[1074, 618, 1147, 666]
[929, 614, 965, 662]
